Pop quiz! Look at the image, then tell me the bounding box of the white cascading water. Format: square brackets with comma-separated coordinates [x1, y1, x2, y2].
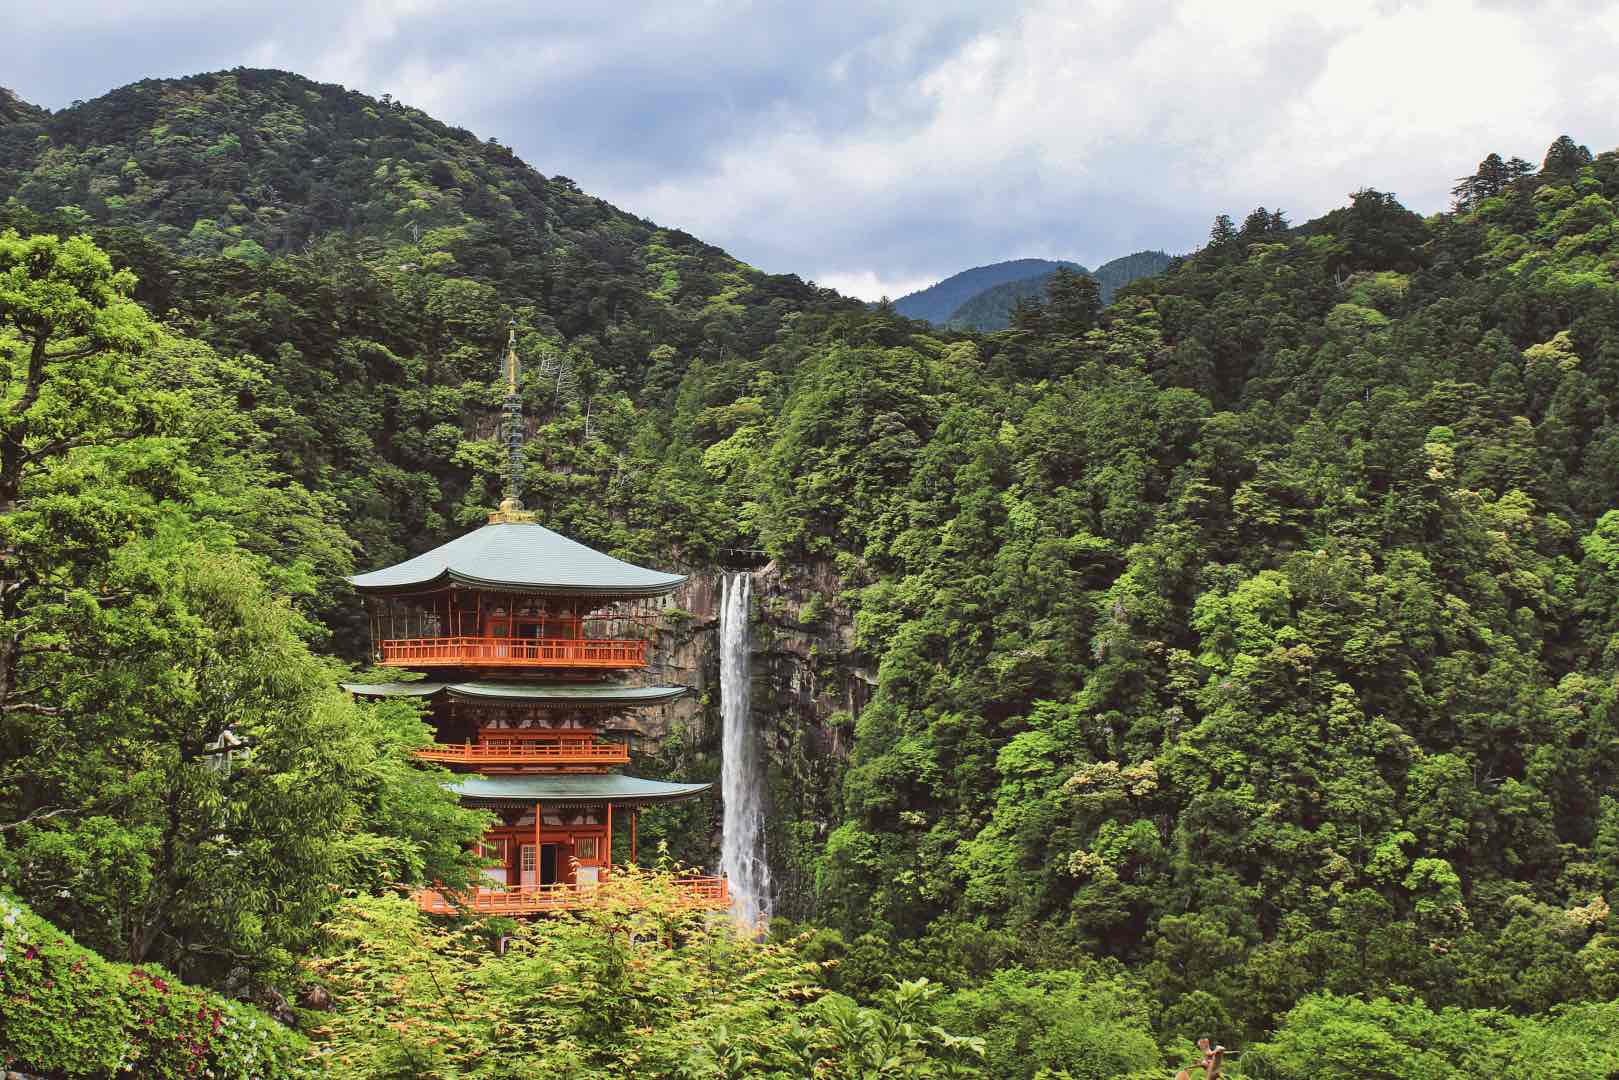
[719, 571, 770, 927]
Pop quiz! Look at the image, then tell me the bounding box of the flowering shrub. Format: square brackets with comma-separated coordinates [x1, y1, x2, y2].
[0, 893, 311, 1078]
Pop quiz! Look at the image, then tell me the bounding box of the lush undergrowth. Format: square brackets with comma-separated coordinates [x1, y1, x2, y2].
[0, 893, 310, 1078]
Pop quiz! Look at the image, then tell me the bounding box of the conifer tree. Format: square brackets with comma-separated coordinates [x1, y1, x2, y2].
[1043, 267, 1101, 335]
[1542, 134, 1593, 176]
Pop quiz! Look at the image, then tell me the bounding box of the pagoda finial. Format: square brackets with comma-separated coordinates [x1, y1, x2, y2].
[490, 320, 536, 524]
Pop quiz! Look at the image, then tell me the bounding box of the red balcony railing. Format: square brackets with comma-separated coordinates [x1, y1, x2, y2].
[379, 636, 648, 669]
[412, 734, 630, 768]
[415, 877, 730, 915]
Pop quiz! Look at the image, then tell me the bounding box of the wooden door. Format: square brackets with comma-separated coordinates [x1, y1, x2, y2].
[519, 844, 536, 887]
[540, 843, 560, 885]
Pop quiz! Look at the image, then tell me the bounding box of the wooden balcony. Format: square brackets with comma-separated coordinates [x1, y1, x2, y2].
[379, 635, 648, 669]
[413, 733, 631, 768]
[415, 876, 730, 915]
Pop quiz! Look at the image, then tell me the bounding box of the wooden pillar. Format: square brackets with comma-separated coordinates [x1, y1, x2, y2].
[606, 802, 613, 868]
[630, 807, 638, 865]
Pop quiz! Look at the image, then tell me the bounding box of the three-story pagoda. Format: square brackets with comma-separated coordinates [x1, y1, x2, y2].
[345, 328, 724, 914]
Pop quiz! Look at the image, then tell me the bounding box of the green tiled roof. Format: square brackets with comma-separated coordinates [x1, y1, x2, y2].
[450, 773, 711, 805]
[347, 521, 686, 597]
[341, 681, 444, 697]
[342, 681, 689, 706]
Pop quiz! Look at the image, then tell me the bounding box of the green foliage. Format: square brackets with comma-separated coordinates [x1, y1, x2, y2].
[1237, 993, 1619, 1080]
[934, 967, 1162, 1079]
[791, 137, 1619, 1042]
[0, 892, 310, 1078]
[0, 231, 484, 991]
[302, 879, 985, 1078]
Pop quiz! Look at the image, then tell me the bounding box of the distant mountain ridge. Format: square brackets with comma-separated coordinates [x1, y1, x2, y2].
[946, 249, 1174, 331]
[891, 258, 1083, 323]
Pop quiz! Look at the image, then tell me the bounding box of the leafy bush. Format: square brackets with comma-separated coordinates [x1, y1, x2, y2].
[936, 968, 1163, 1080]
[0, 893, 310, 1079]
[1236, 993, 1619, 1080]
[301, 879, 987, 1078]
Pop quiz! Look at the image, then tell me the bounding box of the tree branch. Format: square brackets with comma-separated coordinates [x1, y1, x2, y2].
[6, 332, 50, 419]
[0, 701, 63, 716]
[20, 429, 145, 467]
[181, 738, 259, 762]
[0, 806, 72, 831]
[42, 341, 108, 363]
[15, 643, 68, 657]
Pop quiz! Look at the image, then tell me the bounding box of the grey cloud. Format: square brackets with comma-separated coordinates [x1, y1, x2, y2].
[3, 1, 1618, 299]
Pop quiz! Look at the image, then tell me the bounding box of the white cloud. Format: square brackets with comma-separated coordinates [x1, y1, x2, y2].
[5, 0, 1617, 298]
[607, 0, 1619, 288]
[814, 270, 938, 303]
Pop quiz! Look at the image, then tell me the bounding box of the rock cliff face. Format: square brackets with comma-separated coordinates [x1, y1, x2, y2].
[651, 561, 868, 740]
[633, 560, 867, 917]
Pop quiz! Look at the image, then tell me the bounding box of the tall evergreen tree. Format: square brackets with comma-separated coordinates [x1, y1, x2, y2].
[1241, 207, 1274, 238]
[1043, 267, 1102, 336]
[1542, 134, 1593, 176]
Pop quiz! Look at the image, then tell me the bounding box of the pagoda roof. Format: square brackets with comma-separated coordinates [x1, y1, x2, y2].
[347, 521, 686, 598]
[341, 681, 689, 707]
[449, 773, 711, 806]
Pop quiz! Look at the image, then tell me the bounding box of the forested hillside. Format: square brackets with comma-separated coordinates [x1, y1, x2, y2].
[4, 65, 1619, 1077]
[660, 133, 1619, 1043]
[892, 258, 1082, 322]
[946, 249, 1173, 330]
[0, 69, 854, 643]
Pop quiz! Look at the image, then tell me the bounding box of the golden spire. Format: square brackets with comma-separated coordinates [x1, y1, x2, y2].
[489, 321, 536, 524]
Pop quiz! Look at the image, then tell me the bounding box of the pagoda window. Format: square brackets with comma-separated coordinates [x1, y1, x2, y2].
[575, 836, 600, 862]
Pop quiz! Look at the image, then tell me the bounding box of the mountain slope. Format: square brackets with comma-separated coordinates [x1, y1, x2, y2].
[784, 142, 1619, 1037]
[0, 87, 47, 126]
[0, 69, 835, 342]
[0, 69, 858, 595]
[1088, 247, 1173, 297]
[946, 249, 1174, 330]
[891, 258, 1083, 322]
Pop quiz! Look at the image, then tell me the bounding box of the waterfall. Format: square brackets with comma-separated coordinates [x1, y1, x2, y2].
[719, 571, 770, 927]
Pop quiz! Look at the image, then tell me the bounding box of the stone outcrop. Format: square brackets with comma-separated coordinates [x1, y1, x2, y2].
[628, 559, 869, 917]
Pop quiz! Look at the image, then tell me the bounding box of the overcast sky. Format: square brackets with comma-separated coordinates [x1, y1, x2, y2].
[5, 0, 1618, 299]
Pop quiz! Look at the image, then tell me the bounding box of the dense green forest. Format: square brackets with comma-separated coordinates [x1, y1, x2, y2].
[4, 68, 1619, 1077]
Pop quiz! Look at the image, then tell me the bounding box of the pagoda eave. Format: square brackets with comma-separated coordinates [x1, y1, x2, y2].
[342, 681, 690, 707]
[450, 774, 712, 808]
[349, 570, 686, 600]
